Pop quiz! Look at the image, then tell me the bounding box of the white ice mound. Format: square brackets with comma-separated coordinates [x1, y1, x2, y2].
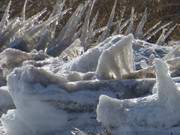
[1, 101, 68, 135]
[61, 35, 123, 72]
[96, 59, 180, 129]
[0, 48, 48, 81]
[1, 66, 68, 135]
[57, 34, 172, 75]
[1, 64, 156, 135]
[96, 34, 134, 79]
[60, 38, 83, 61]
[0, 86, 14, 113]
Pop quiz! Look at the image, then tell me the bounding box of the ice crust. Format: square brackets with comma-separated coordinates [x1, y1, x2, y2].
[97, 59, 180, 131]
[0, 34, 180, 135]
[0, 65, 155, 135]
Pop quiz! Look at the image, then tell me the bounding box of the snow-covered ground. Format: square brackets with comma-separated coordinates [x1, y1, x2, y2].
[0, 0, 179, 134]
[0, 34, 179, 135]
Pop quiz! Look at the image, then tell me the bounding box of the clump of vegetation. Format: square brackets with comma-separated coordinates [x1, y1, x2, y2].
[0, 0, 179, 58]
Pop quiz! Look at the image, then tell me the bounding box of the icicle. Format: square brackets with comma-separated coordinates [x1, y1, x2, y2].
[144, 21, 161, 38]
[156, 29, 166, 45]
[114, 7, 126, 34]
[112, 20, 121, 35]
[80, 0, 97, 51]
[48, 0, 67, 39]
[118, 19, 130, 34]
[36, 29, 51, 51]
[145, 21, 173, 41]
[156, 24, 177, 46]
[60, 38, 82, 61]
[22, 0, 28, 22]
[86, 11, 99, 46]
[24, 8, 47, 26]
[90, 11, 99, 32]
[25, 13, 61, 38]
[17, 11, 62, 51]
[93, 21, 118, 37]
[119, 7, 126, 26]
[19, 8, 47, 34]
[47, 3, 88, 56]
[56, 3, 87, 41]
[135, 8, 147, 39]
[50, 0, 66, 17]
[80, 2, 91, 51]
[163, 45, 180, 60]
[125, 7, 135, 35]
[98, 0, 117, 42]
[163, 24, 177, 42]
[0, 18, 22, 46]
[71, 23, 82, 42]
[25, 12, 63, 46]
[0, 1, 12, 32]
[90, 0, 97, 16]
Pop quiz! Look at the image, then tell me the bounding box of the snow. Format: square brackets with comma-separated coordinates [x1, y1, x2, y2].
[1, 101, 68, 135]
[0, 62, 156, 135]
[96, 34, 134, 79]
[0, 48, 48, 84]
[60, 34, 172, 74]
[96, 59, 180, 131]
[0, 0, 179, 134]
[0, 86, 14, 112]
[61, 35, 124, 73]
[0, 34, 179, 135]
[60, 38, 83, 61]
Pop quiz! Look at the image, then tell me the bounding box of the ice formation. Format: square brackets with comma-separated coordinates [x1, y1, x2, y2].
[0, 48, 50, 88]
[96, 34, 134, 79]
[0, 0, 179, 134]
[1, 66, 68, 135]
[61, 33, 172, 75]
[0, 86, 14, 114]
[0, 48, 48, 79]
[97, 59, 180, 130]
[0, 48, 31, 77]
[60, 39, 83, 61]
[0, 64, 156, 135]
[0, 36, 179, 135]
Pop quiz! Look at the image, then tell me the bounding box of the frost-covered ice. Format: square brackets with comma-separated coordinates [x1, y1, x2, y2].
[0, 0, 179, 134]
[0, 34, 180, 135]
[96, 34, 134, 79]
[0, 64, 155, 135]
[61, 34, 172, 74]
[97, 59, 180, 133]
[1, 100, 68, 135]
[0, 86, 14, 114]
[0, 48, 48, 85]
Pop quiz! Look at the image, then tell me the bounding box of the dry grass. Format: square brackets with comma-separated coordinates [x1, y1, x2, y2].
[0, 0, 179, 40]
